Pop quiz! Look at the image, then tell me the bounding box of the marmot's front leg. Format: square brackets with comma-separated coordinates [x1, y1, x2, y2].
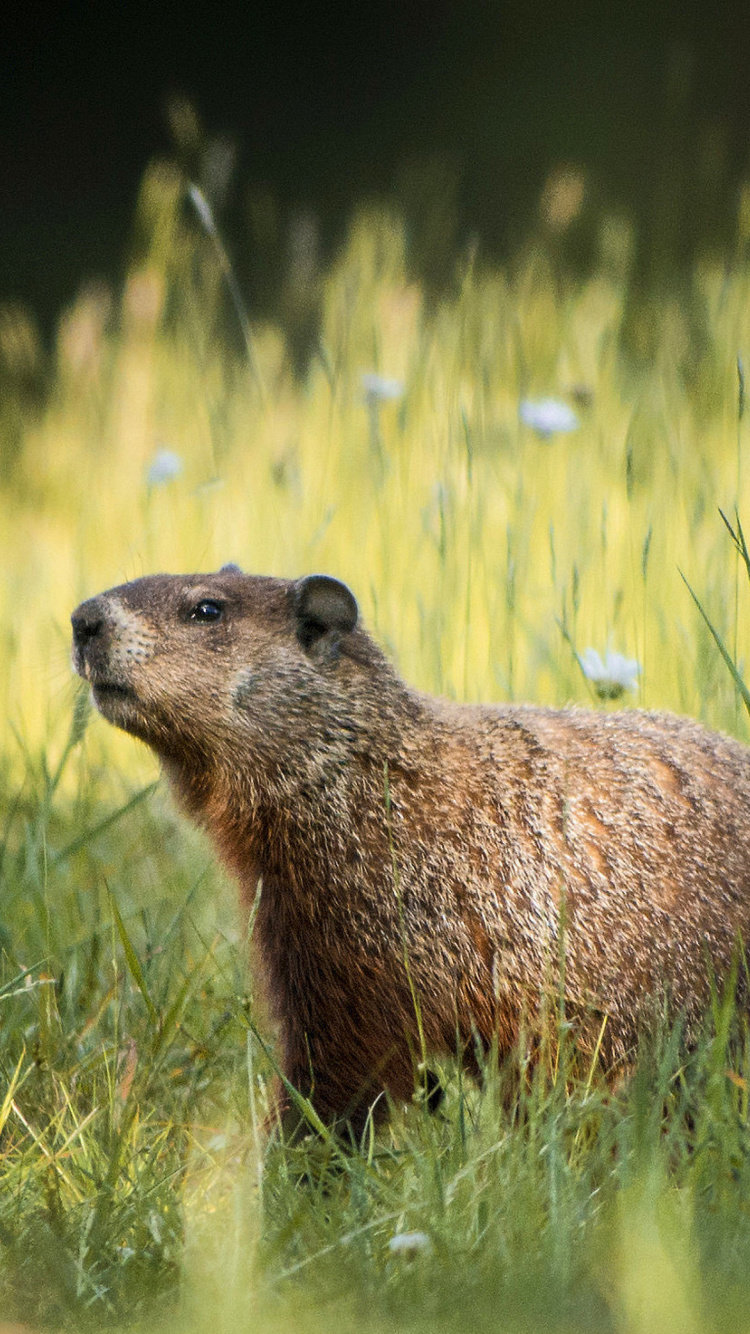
[263, 1020, 384, 1140]
[283, 1057, 388, 1139]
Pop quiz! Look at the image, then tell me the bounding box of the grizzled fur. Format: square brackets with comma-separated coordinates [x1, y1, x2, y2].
[72, 567, 750, 1131]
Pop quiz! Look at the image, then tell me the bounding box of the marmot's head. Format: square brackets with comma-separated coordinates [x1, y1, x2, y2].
[70, 567, 386, 768]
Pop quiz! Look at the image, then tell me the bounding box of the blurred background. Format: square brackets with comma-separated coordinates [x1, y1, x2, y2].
[4, 0, 750, 750]
[4, 0, 750, 333]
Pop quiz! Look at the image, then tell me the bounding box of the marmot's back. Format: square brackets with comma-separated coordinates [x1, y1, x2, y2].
[424, 702, 750, 1061]
[71, 568, 750, 1126]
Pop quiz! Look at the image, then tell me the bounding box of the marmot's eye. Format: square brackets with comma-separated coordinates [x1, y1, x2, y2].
[190, 599, 223, 623]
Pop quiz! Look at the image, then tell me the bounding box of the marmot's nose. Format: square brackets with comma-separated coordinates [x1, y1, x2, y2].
[71, 598, 106, 649]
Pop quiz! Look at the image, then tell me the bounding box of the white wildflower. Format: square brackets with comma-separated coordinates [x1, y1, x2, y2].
[146, 448, 183, 487]
[360, 372, 404, 403]
[387, 1231, 432, 1257]
[519, 397, 579, 437]
[579, 648, 640, 700]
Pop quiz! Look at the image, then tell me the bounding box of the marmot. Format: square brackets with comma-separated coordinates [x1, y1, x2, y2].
[72, 567, 750, 1131]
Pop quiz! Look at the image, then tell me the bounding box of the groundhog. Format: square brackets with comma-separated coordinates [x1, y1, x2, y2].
[72, 567, 750, 1132]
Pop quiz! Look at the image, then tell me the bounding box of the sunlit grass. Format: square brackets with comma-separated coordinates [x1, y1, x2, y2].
[3, 164, 750, 1330]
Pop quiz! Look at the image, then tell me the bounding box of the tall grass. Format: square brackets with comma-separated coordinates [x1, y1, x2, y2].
[3, 163, 750, 1330]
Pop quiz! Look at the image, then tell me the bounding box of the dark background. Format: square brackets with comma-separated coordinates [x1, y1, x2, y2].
[3, 0, 750, 329]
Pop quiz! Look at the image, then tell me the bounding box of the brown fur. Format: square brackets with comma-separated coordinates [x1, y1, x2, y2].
[72, 568, 750, 1130]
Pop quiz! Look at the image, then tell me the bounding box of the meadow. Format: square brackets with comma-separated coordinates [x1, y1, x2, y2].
[4, 161, 750, 1331]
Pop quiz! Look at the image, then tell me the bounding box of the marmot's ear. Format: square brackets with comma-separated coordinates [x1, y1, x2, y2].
[293, 575, 358, 650]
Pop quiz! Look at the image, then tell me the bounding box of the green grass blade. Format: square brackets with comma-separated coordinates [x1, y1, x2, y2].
[53, 781, 159, 863]
[0, 1048, 31, 1136]
[48, 687, 92, 796]
[719, 507, 750, 586]
[108, 887, 159, 1027]
[680, 570, 750, 719]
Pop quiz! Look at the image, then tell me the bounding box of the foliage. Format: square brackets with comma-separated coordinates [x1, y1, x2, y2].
[3, 168, 750, 1330]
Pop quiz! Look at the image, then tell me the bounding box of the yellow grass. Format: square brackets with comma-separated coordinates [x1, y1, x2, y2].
[5, 162, 750, 795]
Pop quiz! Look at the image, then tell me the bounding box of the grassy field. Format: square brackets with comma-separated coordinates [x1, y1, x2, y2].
[4, 163, 750, 1331]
